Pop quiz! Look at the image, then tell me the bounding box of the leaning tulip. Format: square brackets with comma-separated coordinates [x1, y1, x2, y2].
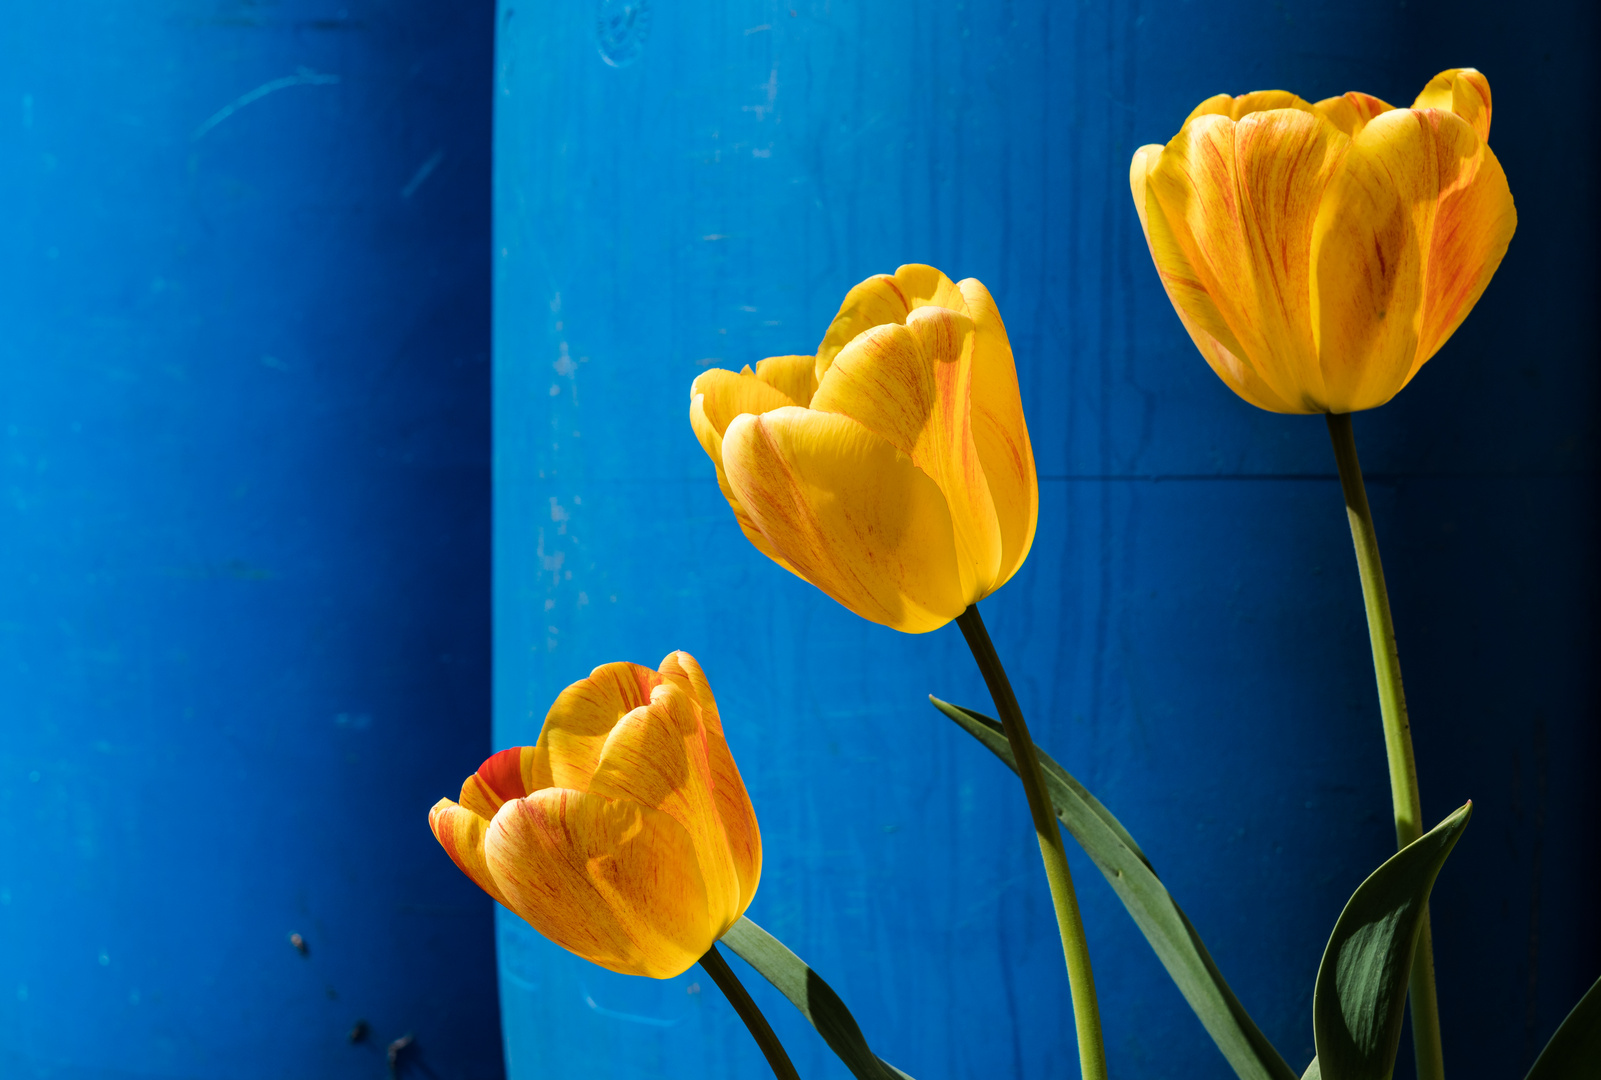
[429, 652, 761, 979]
[689, 264, 1037, 634]
[1130, 68, 1516, 414]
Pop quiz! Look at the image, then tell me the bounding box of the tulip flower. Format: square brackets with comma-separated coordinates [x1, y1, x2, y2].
[1130, 68, 1515, 414]
[690, 264, 1037, 633]
[429, 651, 761, 979]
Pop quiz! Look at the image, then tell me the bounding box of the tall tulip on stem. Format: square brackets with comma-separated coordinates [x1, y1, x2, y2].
[1129, 68, 1516, 1080]
[691, 265, 1108, 1080]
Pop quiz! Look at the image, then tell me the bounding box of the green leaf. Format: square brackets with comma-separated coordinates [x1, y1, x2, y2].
[1312, 802, 1472, 1080]
[721, 916, 914, 1080]
[931, 696, 1297, 1080]
[1302, 1059, 1321, 1080]
[1523, 975, 1601, 1080]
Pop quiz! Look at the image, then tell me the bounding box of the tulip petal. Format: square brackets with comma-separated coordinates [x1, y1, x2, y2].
[1144, 110, 1347, 411]
[1414, 123, 1514, 369]
[808, 265, 1034, 591]
[691, 367, 801, 436]
[723, 407, 967, 633]
[1142, 117, 1261, 373]
[655, 652, 761, 917]
[816, 275, 917, 382]
[812, 310, 1002, 600]
[814, 264, 967, 380]
[1183, 93, 1236, 121]
[1129, 144, 1163, 237]
[753, 354, 819, 408]
[458, 744, 546, 819]
[1313, 92, 1395, 137]
[537, 661, 662, 791]
[586, 683, 745, 936]
[1133, 141, 1293, 411]
[1412, 68, 1492, 144]
[690, 370, 806, 576]
[429, 798, 509, 907]
[888, 263, 970, 310]
[957, 277, 1038, 586]
[1312, 107, 1515, 409]
[655, 651, 721, 732]
[486, 789, 714, 979]
[1187, 90, 1317, 123]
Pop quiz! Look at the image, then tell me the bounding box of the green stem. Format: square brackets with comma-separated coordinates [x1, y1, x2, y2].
[956, 605, 1108, 1080]
[700, 943, 803, 1080]
[1325, 412, 1444, 1080]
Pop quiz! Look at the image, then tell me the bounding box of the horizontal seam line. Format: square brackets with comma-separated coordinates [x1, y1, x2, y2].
[1035, 472, 1596, 482]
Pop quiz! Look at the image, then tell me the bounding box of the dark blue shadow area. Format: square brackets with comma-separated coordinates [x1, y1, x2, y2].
[0, 4, 503, 1078]
[494, 1, 1597, 1078]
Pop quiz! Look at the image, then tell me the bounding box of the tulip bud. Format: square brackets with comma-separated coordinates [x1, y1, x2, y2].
[429, 652, 761, 979]
[1130, 68, 1515, 414]
[690, 265, 1038, 633]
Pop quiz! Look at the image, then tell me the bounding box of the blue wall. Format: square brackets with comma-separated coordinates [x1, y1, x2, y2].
[493, 1, 1597, 1079]
[0, 3, 503, 1078]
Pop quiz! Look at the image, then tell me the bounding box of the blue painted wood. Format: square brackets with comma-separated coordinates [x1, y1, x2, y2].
[493, 2, 1598, 1079]
[0, 4, 502, 1078]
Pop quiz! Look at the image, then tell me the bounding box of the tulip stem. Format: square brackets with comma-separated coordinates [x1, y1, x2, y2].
[700, 943, 803, 1080]
[1325, 412, 1444, 1080]
[956, 605, 1107, 1080]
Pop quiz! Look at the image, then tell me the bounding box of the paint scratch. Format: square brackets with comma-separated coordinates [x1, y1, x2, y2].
[191, 67, 340, 141]
[581, 987, 683, 1028]
[402, 148, 446, 198]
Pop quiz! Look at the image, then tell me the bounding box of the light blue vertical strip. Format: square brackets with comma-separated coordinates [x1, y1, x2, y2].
[491, 1, 1599, 1078]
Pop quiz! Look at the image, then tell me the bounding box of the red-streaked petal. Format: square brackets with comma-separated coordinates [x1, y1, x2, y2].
[1414, 115, 1515, 377]
[1132, 141, 1306, 413]
[458, 745, 544, 819]
[1146, 109, 1348, 410]
[429, 798, 508, 907]
[1312, 107, 1515, 410]
[485, 789, 713, 979]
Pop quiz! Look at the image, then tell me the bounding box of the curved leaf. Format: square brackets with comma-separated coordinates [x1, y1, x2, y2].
[1523, 975, 1601, 1080]
[721, 915, 914, 1080]
[1313, 802, 1472, 1080]
[932, 696, 1297, 1080]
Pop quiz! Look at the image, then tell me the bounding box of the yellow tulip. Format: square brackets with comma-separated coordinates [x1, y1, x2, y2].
[689, 265, 1038, 633]
[428, 652, 761, 979]
[1129, 68, 1516, 414]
